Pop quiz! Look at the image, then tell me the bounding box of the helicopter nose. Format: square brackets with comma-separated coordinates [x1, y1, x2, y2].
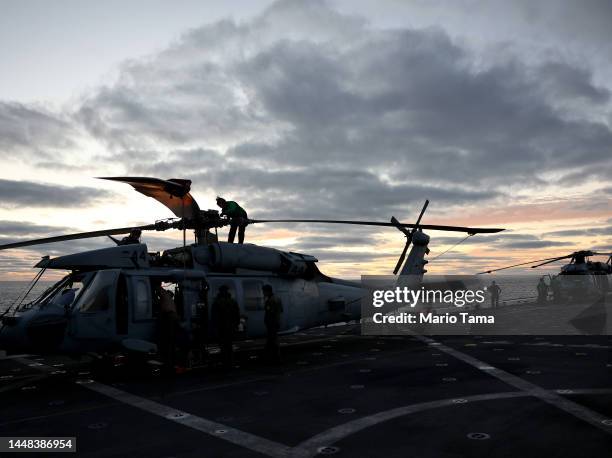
[0, 322, 8, 349]
[0, 316, 22, 351]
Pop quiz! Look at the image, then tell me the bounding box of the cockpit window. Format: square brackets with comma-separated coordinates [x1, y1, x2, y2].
[34, 272, 91, 309]
[77, 271, 118, 313]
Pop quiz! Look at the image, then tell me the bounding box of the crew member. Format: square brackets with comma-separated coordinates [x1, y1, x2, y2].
[157, 288, 179, 375]
[263, 284, 283, 364]
[488, 281, 501, 308]
[537, 277, 548, 304]
[216, 197, 248, 244]
[109, 229, 142, 246]
[550, 276, 561, 303]
[211, 285, 240, 369]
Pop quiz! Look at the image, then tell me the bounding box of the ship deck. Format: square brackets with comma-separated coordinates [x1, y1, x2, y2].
[1, 323, 611, 457]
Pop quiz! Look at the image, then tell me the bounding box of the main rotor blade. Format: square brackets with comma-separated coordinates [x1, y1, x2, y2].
[477, 255, 571, 274]
[393, 242, 410, 275]
[412, 199, 429, 233]
[249, 219, 503, 234]
[530, 255, 575, 268]
[390, 216, 410, 237]
[98, 177, 200, 219]
[0, 224, 158, 251]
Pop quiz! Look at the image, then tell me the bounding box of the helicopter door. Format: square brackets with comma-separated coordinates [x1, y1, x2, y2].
[241, 280, 266, 337]
[116, 274, 129, 335]
[72, 270, 119, 343]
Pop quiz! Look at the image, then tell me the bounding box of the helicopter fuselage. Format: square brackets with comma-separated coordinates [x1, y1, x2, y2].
[0, 243, 364, 355]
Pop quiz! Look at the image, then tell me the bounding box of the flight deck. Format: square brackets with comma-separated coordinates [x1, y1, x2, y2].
[1, 323, 611, 457]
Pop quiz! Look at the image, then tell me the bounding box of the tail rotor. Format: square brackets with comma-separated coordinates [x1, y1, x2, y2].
[391, 200, 429, 275]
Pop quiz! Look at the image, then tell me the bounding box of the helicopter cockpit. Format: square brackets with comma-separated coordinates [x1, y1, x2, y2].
[0, 266, 208, 354]
[29, 271, 93, 311]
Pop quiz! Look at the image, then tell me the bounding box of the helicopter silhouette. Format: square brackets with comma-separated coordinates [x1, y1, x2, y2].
[479, 250, 612, 301]
[0, 177, 503, 357]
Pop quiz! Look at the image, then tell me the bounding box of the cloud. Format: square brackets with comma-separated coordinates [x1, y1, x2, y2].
[431, 232, 576, 252]
[0, 221, 72, 235]
[0, 179, 114, 208]
[198, 164, 501, 219]
[288, 234, 375, 251]
[0, 102, 78, 161]
[543, 226, 612, 238]
[2, 0, 612, 277]
[434, 232, 541, 244]
[116, 148, 223, 177]
[2, 0, 610, 199]
[66, 0, 610, 194]
[0, 235, 110, 256]
[538, 62, 610, 104]
[498, 240, 570, 249]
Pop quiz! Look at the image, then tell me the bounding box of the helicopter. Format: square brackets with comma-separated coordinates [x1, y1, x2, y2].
[0, 177, 503, 357]
[478, 250, 612, 302]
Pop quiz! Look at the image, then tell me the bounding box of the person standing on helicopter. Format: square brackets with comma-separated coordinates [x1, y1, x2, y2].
[216, 197, 248, 243]
[108, 229, 142, 246]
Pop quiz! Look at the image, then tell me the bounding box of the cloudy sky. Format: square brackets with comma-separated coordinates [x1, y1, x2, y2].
[1, 0, 610, 280]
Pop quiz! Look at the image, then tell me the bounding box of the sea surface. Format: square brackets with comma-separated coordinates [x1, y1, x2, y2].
[0, 276, 540, 314]
[0, 281, 56, 313]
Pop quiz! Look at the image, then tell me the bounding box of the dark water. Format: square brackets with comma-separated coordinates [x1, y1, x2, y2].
[482, 275, 539, 304]
[0, 281, 56, 313]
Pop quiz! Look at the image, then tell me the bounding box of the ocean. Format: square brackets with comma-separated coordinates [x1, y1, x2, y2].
[0, 281, 56, 313]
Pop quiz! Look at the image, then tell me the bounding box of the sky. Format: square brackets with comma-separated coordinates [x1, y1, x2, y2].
[0, 0, 610, 280]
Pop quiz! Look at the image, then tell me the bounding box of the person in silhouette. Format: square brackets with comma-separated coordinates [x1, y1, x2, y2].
[488, 281, 501, 308]
[537, 277, 548, 304]
[157, 288, 179, 375]
[263, 284, 283, 364]
[550, 276, 561, 303]
[216, 197, 248, 243]
[211, 285, 240, 369]
[109, 229, 142, 245]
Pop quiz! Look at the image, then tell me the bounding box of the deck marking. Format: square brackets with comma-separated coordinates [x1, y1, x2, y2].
[0, 373, 48, 393]
[10, 333, 612, 458]
[414, 336, 612, 436]
[0, 353, 33, 360]
[13, 357, 299, 458]
[295, 386, 612, 456]
[164, 375, 276, 398]
[72, 380, 298, 458]
[295, 392, 526, 455]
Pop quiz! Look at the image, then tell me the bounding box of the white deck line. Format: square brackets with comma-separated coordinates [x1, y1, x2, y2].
[415, 336, 612, 435]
